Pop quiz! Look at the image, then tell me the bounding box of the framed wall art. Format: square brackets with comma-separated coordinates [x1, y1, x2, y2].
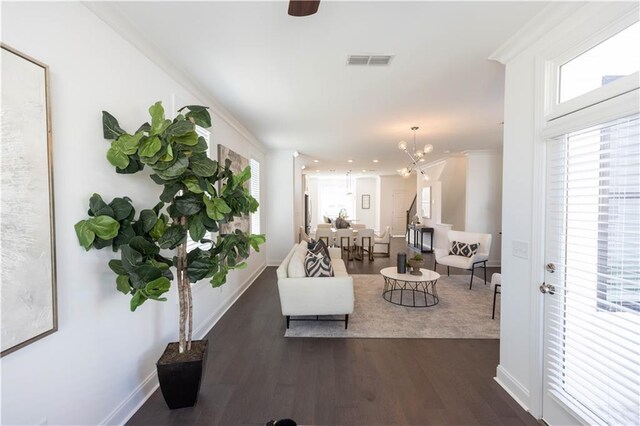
[1, 44, 58, 357]
[217, 144, 250, 235]
[362, 194, 370, 209]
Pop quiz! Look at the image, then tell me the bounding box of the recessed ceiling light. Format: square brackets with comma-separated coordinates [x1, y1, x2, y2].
[443, 150, 450, 154]
[372, 159, 379, 163]
[313, 159, 319, 163]
[347, 159, 353, 163]
[362, 169, 367, 172]
[316, 170, 320, 173]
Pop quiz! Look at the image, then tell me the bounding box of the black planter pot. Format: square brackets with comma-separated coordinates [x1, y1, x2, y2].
[156, 339, 208, 409]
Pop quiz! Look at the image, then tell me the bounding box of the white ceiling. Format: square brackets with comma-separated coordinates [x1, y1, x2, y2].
[97, 1, 548, 175]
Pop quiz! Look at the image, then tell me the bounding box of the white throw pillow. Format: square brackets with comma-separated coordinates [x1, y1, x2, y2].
[287, 242, 308, 278]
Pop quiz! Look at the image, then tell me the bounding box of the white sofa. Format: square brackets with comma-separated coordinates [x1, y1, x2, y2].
[276, 241, 354, 329]
[434, 230, 492, 290]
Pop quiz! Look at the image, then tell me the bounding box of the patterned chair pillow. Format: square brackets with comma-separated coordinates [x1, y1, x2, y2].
[449, 241, 480, 257]
[304, 251, 334, 277]
[307, 238, 331, 259]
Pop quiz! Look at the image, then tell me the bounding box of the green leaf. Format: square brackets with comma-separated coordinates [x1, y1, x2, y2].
[129, 265, 163, 289]
[149, 101, 170, 135]
[136, 122, 151, 133]
[89, 193, 114, 217]
[203, 196, 231, 220]
[190, 154, 217, 177]
[160, 144, 174, 162]
[130, 290, 147, 311]
[109, 259, 128, 275]
[74, 220, 95, 251]
[158, 225, 186, 249]
[186, 248, 212, 282]
[144, 277, 170, 299]
[160, 183, 182, 203]
[109, 197, 134, 221]
[178, 105, 212, 128]
[149, 217, 167, 241]
[115, 158, 144, 174]
[116, 275, 131, 294]
[121, 245, 143, 272]
[174, 193, 203, 216]
[182, 176, 203, 194]
[234, 261, 248, 270]
[118, 132, 144, 155]
[166, 120, 194, 137]
[211, 270, 227, 288]
[113, 223, 136, 250]
[139, 210, 158, 233]
[173, 131, 198, 146]
[102, 111, 125, 139]
[138, 135, 162, 157]
[93, 237, 113, 250]
[107, 144, 130, 169]
[237, 166, 252, 185]
[190, 136, 209, 153]
[129, 236, 160, 255]
[86, 216, 120, 240]
[154, 154, 189, 180]
[188, 214, 206, 242]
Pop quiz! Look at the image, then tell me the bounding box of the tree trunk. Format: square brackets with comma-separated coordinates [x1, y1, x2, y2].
[176, 217, 188, 354]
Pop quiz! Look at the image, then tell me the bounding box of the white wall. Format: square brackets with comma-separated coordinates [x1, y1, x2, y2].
[265, 151, 296, 265]
[465, 151, 503, 266]
[354, 177, 377, 229]
[379, 175, 416, 236]
[293, 157, 304, 242]
[0, 3, 266, 425]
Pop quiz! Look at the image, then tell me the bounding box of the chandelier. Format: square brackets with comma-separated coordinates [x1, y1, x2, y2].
[397, 126, 433, 179]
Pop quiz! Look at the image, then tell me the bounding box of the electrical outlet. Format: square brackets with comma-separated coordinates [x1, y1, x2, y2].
[512, 240, 529, 259]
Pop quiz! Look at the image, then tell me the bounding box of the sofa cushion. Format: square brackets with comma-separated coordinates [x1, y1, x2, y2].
[287, 242, 309, 278]
[304, 252, 334, 277]
[449, 241, 479, 257]
[308, 239, 331, 259]
[438, 254, 473, 269]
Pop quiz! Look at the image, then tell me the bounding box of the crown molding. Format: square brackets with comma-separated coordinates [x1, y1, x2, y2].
[489, 2, 585, 65]
[83, 2, 267, 154]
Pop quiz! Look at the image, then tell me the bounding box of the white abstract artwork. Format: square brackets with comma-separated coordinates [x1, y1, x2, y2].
[1, 45, 57, 356]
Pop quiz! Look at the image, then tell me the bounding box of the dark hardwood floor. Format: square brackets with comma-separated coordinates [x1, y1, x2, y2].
[128, 239, 530, 426]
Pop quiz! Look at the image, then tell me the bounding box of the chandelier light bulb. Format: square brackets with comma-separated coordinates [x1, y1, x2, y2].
[423, 144, 434, 154]
[415, 150, 424, 158]
[398, 140, 407, 151]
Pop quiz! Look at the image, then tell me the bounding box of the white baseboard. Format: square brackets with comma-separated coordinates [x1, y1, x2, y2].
[487, 261, 501, 268]
[267, 259, 283, 267]
[101, 263, 267, 426]
[495, 365, 531, 413]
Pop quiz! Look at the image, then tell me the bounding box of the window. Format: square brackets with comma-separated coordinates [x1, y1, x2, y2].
[315, 178, 356, 222]
[187, 126, 212, 252]
[250, 158, 260, 234]
[559, 21, 640, 103]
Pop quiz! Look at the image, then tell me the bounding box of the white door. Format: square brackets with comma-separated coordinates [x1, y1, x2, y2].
[542, 107, 640, 425]
[391, 190, 409, 236]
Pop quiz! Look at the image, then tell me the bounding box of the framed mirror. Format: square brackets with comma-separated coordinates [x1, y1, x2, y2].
[1, 44, 57, 357]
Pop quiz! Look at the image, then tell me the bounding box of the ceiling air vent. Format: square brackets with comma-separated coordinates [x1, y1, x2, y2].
[346, 55, 394, 66]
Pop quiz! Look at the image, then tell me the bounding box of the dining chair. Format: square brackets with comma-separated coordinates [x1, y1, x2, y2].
[354, 228, 375, 261]
[315, 228, 333, 247]
[334, 228, 355, 260]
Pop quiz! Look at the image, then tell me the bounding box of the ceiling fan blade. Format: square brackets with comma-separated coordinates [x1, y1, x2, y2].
[288, 0, 320, 17]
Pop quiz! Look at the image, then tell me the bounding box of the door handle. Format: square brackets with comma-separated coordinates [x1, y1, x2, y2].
[539, 282, 556, 295]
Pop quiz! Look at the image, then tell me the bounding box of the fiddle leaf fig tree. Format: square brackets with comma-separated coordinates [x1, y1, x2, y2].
[75, 102, 265, 353]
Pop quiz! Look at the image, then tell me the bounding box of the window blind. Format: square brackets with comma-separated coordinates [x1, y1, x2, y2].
[250, 158, 260, 234]
[545, 113, 640, 425]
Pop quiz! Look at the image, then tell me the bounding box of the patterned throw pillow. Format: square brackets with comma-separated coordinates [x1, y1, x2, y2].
[449, 241, 480, 257]
[304, 251, 334, 277]
[307, 239, 331, 259]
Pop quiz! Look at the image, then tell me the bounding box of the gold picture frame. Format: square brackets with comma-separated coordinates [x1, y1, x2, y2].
[1, 44, 58, 357]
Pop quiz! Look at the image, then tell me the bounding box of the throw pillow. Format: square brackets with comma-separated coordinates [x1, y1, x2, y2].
[449, 241, 480, 257]
[287, 242, 309, 278]
[308, 239, 331, 259]
[304, 251, 334, 277]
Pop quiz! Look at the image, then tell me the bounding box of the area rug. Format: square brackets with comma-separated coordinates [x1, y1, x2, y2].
[284, 273, 500, 339]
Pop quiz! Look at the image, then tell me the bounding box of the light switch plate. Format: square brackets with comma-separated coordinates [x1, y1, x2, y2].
[512, 240, 529, 259]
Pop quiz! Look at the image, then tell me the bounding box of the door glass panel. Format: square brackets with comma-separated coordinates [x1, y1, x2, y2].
[559, 21, 640, 103]
[545, 113, 640, 424]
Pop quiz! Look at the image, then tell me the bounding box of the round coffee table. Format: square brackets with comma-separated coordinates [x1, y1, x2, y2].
[380, 267, 441, 308]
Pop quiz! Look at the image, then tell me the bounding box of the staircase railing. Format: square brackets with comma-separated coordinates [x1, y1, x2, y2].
[406, 194, 417, 230]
